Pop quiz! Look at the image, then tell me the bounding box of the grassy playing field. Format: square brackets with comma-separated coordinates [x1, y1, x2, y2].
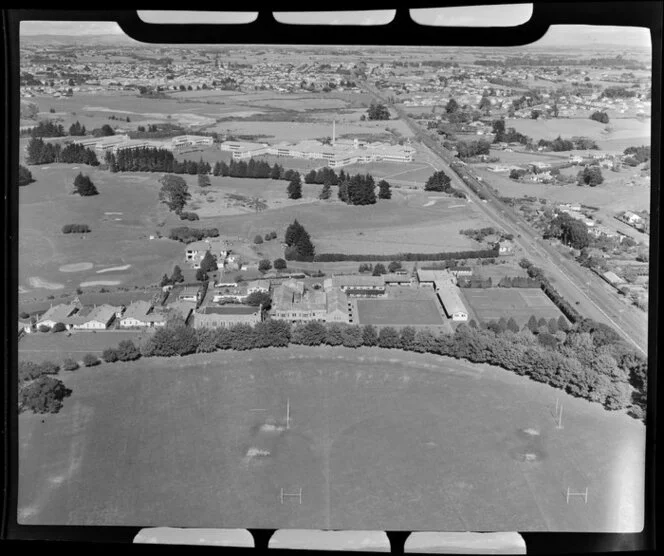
[18, 346, 644, 531]
[355, 298, 444, 326]
[18, 330, 150, 364]
[460, 288, 567, 327]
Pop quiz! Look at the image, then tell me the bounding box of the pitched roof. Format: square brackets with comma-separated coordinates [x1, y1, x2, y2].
[121, 300, 152, 320]
[84, 304, 118, 324]
[37, 303, 77, 323]
[201, 305, 259, 315]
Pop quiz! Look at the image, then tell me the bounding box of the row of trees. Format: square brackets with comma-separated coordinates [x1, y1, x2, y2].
[168, 226, 219, 243]
[213, 159, 278, 179]
[313, 247, 499, 262]
[68, 121, 87, 136]
[87, 314, 645, 420]
[24, 120, 66, 138]
[107, 148, 173, 173]
[26, 137, 99, 166]
[456, 140, 492, 160]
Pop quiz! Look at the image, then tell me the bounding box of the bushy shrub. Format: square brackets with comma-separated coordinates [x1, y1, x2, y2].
[19, 376, 72, 414]
[38, 324, 51, 333]
[62, 358, 79, 371]
[51, 322, 67, 333]
[83, 353, 100, 367]
[102, 348, 119, 363]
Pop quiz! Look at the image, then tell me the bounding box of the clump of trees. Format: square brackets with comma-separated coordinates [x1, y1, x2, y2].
[284, 219, 316, 262]
[73, 173, 98, 196]
[304, 167, 340, 185]
[424, 170, 465, 198]
[18, 165, 35, 186]
[492, 119, 530, 145]
[544, 213, 591, 249]
[178, 211, 199, 221]
[26, 137, 98, 166]
[377, 180, 392, 200]
[25, 120, 66, 138]
[590, 111, 610, 124]
[62, 224, 91, 234]
[367, 102, 390, 120]
[456, 139, 491, 160]
[18, 360, 71, 414]
[577, 166, 604, 187]
[213, 159, 276, 179]
[338, 174, 376, 205]
[623, 145, 650, 164]
[69, 121, 87, 136]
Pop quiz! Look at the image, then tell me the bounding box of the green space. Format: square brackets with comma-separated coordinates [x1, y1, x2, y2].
[461, 288, 566, 327]
[18, 346, 644, 531]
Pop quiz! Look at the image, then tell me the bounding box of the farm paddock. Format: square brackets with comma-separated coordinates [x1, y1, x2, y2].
[460, 288, 566, 327]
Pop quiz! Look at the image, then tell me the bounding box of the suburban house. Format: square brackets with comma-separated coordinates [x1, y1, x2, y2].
[621, 211, 644, 226]
[119, 300, 167, 328]
[185, 240, 228, 268]
[36, 303, 79, 328]
[192, 305, 262, 329]
[212, 284, 248, 303]
[69, 304, 118, 330]
[246, 279, 270, 294]
[496, 240, 515, 254]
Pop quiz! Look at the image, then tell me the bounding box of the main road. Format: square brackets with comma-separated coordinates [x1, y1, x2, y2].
[362, 80, 648, 355]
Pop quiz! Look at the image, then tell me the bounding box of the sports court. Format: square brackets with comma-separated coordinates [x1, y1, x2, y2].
[460, 288, 566, 327]
[355, 298, 444, 326]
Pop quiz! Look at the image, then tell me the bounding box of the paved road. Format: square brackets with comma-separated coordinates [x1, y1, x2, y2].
[364, 81, 647, 355]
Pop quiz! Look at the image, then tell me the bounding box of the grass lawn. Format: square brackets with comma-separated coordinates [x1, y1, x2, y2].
[18, 329, 150, 364]
[460, 288, 567, 327]
[18, 346, 644, 531]
[355, 298, 444, 326]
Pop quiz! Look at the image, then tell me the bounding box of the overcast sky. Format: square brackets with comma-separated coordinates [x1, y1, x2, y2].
[20, 8, 650, 49]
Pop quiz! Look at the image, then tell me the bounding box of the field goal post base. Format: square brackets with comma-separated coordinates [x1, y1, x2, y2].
[280, 487, 302, 505]
[566, 487, 588, 504]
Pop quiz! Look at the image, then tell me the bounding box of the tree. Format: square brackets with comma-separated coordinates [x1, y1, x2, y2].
[198, 173, 211, 187]
[73, 173, 98, 196]
[102, 348, 119, 363]
[116, 340, 141, 361]
[367, 102, 390, 120]
[200, 250, 218, 273]
[507, 317, 520, 333]
[245, 291, 272, 310]
[372, 263, 387, 276]
[577, 166, 604, 187]
[287, 173, 302, 199]
[51, 322, 66, 333]
[258, 259, 272, 273]
[171, 265, 184, 283]
[362, 324, 378, 346]
[19, 376, 71, 414]
[377, 179, 392, 199]
[100, 124, 115, 136]
[319, 183, 332, 200]
[590, 111, 610, 124]
[195, 268, 208, 282]
[273, 258, 287, 271]
[378, 327, 400, 348]
[62, 358, 79, 371]
[424, 170, 452, 192]
[445, 98, 459, 114]
[387, 261, 402, 273]
[18, 164, 35, 186]
[254, 235, 264, 244]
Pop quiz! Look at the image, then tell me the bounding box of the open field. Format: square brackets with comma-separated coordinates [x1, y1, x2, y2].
[18, 330, 151, 363]
[475, 166, 651, 213]
[506, 117, 650, 152]
[18, 346, 644, 531]
[461, 288, 566, 327]
[355, 298, 444, 326]
[18, 164, 184, 297]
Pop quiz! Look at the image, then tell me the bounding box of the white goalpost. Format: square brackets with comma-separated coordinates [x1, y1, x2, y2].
[286, 397, 291, 430]
[566, 487, 588, 504]
[555, 398, 564, 429]
[280, 487, 302, 505]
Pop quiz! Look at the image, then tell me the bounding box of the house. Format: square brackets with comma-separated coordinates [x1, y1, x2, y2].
[325, 287, 350, 323]
[70, 304, 118, 330]
[602, 271, 626, 288]
[496, 240, 515, 254]
[622, 211, 644, 225]
[36, 303, 79, 328]
[179, 286, 202, 303]
[246, 279, 270, 294]
[185, 240, 227, 268]
[192, 305, 262, 329]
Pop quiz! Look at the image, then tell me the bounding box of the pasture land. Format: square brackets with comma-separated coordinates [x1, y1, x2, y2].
[505, 117, 650, 152]
[18, 346, 644, 531]
[461, 288, 566, 327]
[354, 298, 444, 326]
[18, 330, 150, 364]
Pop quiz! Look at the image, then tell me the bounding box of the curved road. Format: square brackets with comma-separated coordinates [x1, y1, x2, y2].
[363, 81, 647, 355]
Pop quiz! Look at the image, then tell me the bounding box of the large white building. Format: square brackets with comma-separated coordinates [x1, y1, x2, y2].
[416, 269, 468, 321]
[219, 122, 415, 168]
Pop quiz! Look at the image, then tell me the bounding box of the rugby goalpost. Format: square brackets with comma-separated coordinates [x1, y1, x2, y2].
[280, 487, 302, 505]
[555, 398, 564, 429]
[566, 487, 588, 504]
